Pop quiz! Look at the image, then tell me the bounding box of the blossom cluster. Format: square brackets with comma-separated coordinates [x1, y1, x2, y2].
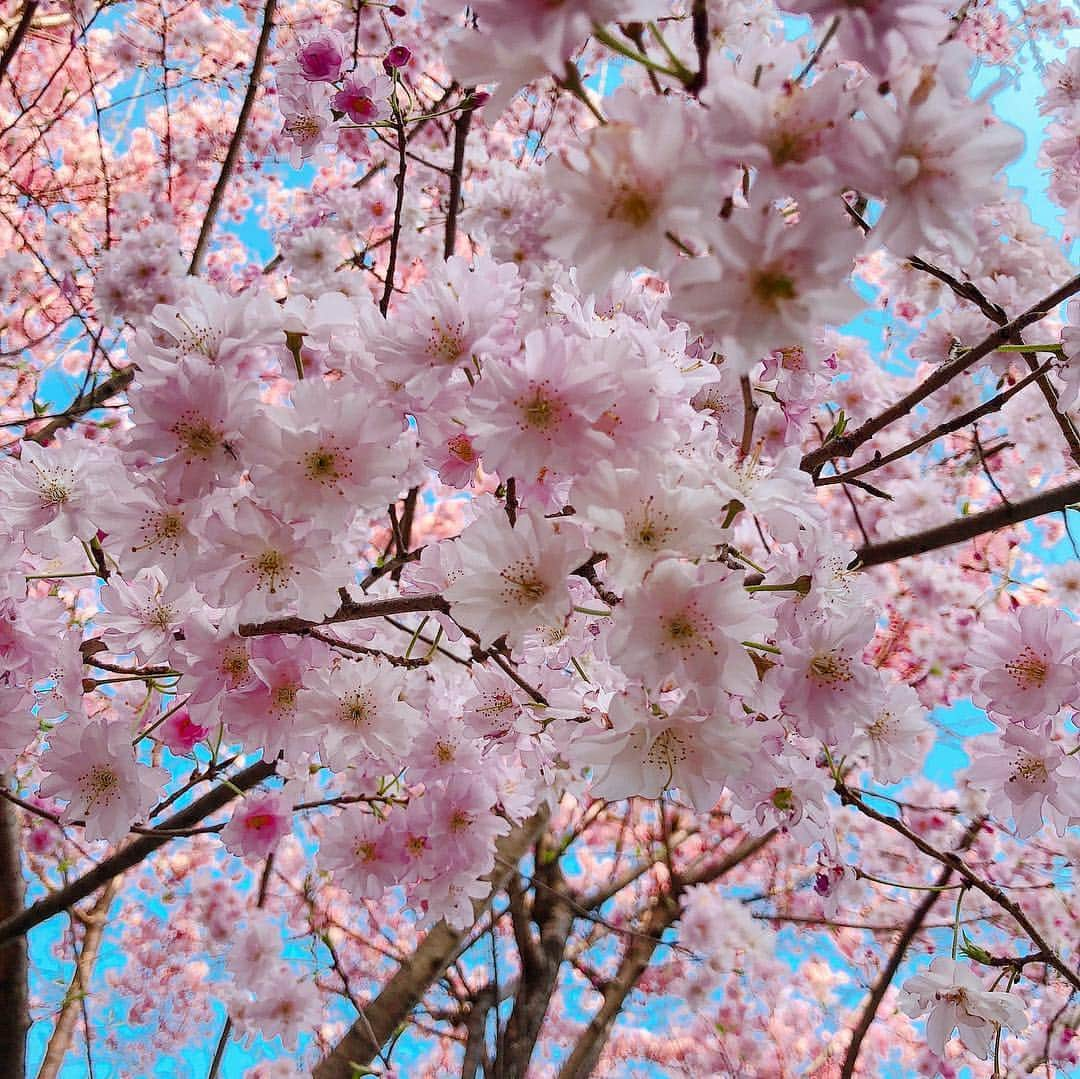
[1, 0, 1079, 1074]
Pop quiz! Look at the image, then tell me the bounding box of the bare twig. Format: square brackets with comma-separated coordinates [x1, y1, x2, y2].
[188, 0, 277, 275]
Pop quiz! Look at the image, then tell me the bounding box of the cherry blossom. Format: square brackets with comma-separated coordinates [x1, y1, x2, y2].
[900, 957, 1029, 1059]
[444, 508, 589, 649]
[39, 717, 167, 843]
[969, 607, 1079, 726]
[220, 791, 292, 860]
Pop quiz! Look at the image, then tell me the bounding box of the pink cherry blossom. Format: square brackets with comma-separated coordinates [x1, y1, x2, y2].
[608, 559, 771, 708]
[294, 30, 345, 82]
[444, 508, 589, 650]
[39, 717, 167, 843]
[969, 606, 1079, 726]
[220, 791, 291, 860]
[159, 707, 210, 755]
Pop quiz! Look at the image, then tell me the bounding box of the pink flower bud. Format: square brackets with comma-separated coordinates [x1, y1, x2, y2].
[161, 708, 210, 754]
[297, 38, 343, 82]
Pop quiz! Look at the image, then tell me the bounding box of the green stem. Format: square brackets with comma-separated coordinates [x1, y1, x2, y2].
[742, 640, 780, 655]
[951, 884, 969, 959]
[590, 25, 683, 80]
[994, 343, 1063, 353]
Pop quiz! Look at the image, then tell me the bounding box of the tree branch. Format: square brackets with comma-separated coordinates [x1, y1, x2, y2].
[312, 808, 549, 1079]
[818, 360, 1054, 487]
[187, 0, 277, 275]
[444, 90, 472, 260]
[853, 478, 1080, 568]
[557, 831, 775, 1079]
[0, 759, 276, 944]
[801, 274, 1080, 475]
[379, 93, 408, 316]
[238, 592, 449, 638]
[0, 794, 28, 1078]
[840, 816, 984, 1079]
[0, 0, 37, 84]
[26, 366, 134, 446]
[837, 785, 1080, 994]
[36, 878, 120, 1079]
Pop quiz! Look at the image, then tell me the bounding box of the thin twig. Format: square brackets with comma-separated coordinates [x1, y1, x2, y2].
[188, 0, 277, 275]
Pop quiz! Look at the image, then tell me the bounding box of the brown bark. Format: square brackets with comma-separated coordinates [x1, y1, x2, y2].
[853, 478, 1080, 568]
[0, 796, 28, 1079]
[313, 808, 549, 1079]
[800, 273, 1080, 475]
[499, 841, 577, 1079]
[36, 878, 121, 1079]
[839, 817, 984, 1079]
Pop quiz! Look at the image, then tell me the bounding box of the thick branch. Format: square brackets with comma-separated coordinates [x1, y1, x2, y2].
[801, 274, 1080, 474]
[379, 97, 408, 316]
[36, 878, 120, 1079]
[0, 760, 275, 944]
[238, 592, 449, 638]
[819, 360, 1054, 487]
[444, 91, 472, 260]
[187, 0, 277, 275]
[558, 831, 775, 1079]
[853, 478, 1080, 568]
[501, 840, 577, 1079]
[312, 808, 549, 1079]
[0, 795, 27, 1078]
[0, 0, 36, 84]
[26, 367, 134, 445]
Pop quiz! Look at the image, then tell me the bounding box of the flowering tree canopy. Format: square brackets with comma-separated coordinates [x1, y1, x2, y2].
[1, 0, 1080, 1075]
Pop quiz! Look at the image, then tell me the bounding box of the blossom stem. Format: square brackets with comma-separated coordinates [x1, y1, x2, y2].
[132, 694, 192, 747]
[645, 22, 693, 82]
[857, 869, 965, 893]
[994, 343, 1063, 353]
[589, 25, 683, 81]
[802, 273, 1080, 474]
[742, 640, 780, 655]
[794, 16, 840, 85]
[950, 885, 968, 959]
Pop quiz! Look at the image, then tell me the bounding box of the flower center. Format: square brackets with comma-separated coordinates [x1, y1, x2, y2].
[1010, 752, 1049, 785]
[37, 475, 71, 506]
[252, 549, 290, 592]
[866, 709, 896, 741]
[304, 446, 345, 484]
[245, 813, 275, 832]
[514, 380, 564, 433]
[1004, 646, 1048, 690]
[808, 651, 853, 688]
[271, 683, 297, 716]
[220, 646, 250, 685]
[81, 765, 119, 807]
[660, 605, 717, 658]
[752, 269, 798, 308]
[340, 690, 375, 727]
[284, 115, 322, 142]
[447, 434, 476, 463]
[499, 559, 548, 605]
[426, 318, 467, 365]
[608, 184, 655, 228]
[173, 414, 223, 459]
